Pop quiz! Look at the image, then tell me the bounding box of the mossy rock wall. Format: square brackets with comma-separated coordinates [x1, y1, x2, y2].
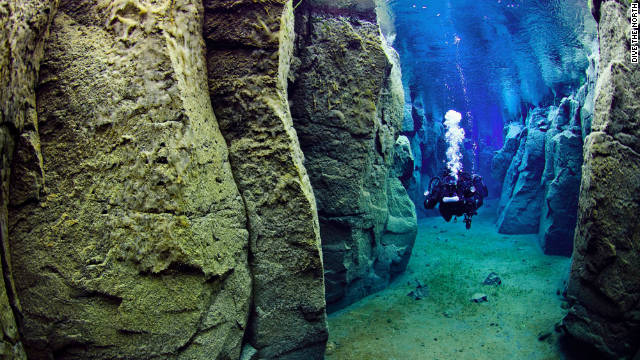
[0, 0, 416, 358]
[565, 0, 640, 358]
[203, 0, 328, 358]
[0, 0, 59, 358]
[2, 0, 330, 358]
[8, 1, 252, 358]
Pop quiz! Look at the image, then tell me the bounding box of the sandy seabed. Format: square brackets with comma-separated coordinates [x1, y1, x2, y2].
[326, 200, 575, 360]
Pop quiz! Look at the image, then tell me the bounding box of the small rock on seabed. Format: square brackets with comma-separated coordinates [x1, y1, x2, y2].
[407, 279, 428, 300]
[471, 293, 488, 303]
[537, 331, 552, 341]
[483, 272, 502, 285]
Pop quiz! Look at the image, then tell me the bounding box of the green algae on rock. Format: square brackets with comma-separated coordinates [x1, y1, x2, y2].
[8, 1, 251, 358]
[565, 0, 640, 358]
[0, 0, 60, 358]
[204, 0, 328, 358]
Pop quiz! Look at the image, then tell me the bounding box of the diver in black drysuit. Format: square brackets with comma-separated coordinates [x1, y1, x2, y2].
[424, 170, 488, 229]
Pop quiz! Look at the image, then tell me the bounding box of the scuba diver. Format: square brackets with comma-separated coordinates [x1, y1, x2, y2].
[424, 169, 488, 229]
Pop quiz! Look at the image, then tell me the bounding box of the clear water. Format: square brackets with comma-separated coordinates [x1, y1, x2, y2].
[389, 0, 596, 148]
[324, 2, 598, 358]
[326, 201, 576, 359]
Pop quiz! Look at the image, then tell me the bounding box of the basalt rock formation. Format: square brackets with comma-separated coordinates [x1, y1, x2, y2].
[538, 98, 583, 256]
[491, 123, 524, 185]
[1, 1, 59, 357]
[496, 108, 548, 235]
[492, 76, 593, 256]
[204, 1, 327, 358]
[290, 0, 417, 312]
[564, 0, 640, 358]
[0, 0, 416, 358]
[9, 1, 255, 358]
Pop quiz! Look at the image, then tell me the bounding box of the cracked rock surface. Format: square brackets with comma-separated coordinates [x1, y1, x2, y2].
[8, 1, 252, 358]
[565, 0, 640, 358]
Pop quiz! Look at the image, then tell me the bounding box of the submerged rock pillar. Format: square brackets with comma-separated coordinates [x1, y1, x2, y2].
[538, 98, 583, 256]
[203, 1, 328, 358]
[565, 0, 640, 357]
[289, 0, 417, 312]
[496, 109, 547, 234]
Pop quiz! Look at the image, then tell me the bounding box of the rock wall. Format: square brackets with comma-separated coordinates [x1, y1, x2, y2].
[1, 0, 415, 357]
[491, 123, 524, 184]
[538, 98, 583, 256]
[492, 80, 593, 256]
[203, 0, 328, 358]
[289, 0, 417, 312]
[564, 0, 640, 358]
[496, 108, 548, 234]
[0, 1, 59, 358]
[8, 1, 255, 358]
[2, 0, 337, 359]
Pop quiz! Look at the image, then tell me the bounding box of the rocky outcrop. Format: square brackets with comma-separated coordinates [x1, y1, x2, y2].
[496, 109, 547, 234]
[491, 123, 524, 183]
[564, 0, 640, 358]
[391, 135, 413, 184]
[203, 1, 328, 358]
[384, 136, 417, 278]
[537, 40, 599, 256]
[8, 1, 254, 358]
[493, 83, 592, 255]
[538, 98, 583, 256]
[289, 1, 417, 312]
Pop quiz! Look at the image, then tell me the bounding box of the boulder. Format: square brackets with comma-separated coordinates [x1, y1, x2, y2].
[564, 1, 640, 358]
[483, 272, 502, 286]
[407, 279, 428, 300]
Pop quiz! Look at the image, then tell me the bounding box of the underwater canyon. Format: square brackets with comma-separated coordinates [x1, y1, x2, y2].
[0, 0, 638, 359]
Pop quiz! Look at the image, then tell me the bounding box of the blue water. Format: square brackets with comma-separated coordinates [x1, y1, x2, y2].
[323, 2, 599, 358]
[389, 0, 596, 149]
